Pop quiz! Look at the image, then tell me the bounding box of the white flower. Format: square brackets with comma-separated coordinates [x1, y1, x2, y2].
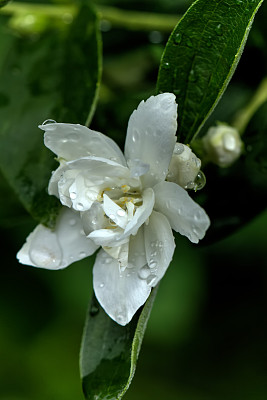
[17, 93, 210, 326]
[202, 124, 243, 167]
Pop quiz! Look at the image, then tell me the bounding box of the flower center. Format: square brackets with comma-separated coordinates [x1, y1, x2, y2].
[100, 184, 143, 229]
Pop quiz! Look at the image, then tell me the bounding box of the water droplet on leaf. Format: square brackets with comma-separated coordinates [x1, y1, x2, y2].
[90, 305, 99, 317]
[186, 38, 193, 48]
[215, 24, 223, 36]
[189, 69, 196, 82]
[174, 33, 182, 44]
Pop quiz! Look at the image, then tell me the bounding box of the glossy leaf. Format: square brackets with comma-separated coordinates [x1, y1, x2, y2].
[0, 4, 102, 227]
[80, 287, 158, 400]
[157, 0, 264, 144]
[197, 99, 267, 244]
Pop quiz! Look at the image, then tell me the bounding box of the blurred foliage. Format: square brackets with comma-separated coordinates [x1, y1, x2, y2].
[0, 0, 267, 399]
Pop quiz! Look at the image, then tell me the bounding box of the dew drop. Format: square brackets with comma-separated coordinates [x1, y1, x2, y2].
[92, 217, 97, 225]
[174, 143, 184, 155]
[76, 202, 84, 211]
[42, 119, 56, 126]
[70, 191, 77, 200]
[69, 218, 76, 226]
[147, 274, 157, 287]
[99, 283, 105, 288]
[149, 261, 157, 269]
[79, 251, 86, 258]
[90, 305, 99, 317]
[138, 265, 151, 280]
[194, 171, 206, 190]
[116, 312, 126, 324]
[206, 36, 212, 48]
[174, 33, 182, 44]
[189, 69, 196, 82]
[215, 23, 223, 36]
[117, 209, 126, 217]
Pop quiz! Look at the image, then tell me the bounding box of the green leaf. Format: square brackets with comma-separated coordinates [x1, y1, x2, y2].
[0, 0, 10, 9]
[0, 4, 102, 227]
[196, 99, 267, 244]
[157, 0, 264, 144]
[80, 287, 158, 400]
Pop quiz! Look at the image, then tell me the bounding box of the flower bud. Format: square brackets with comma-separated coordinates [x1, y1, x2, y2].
[167, 143, 202, 189]
[202, 124, 243, 167]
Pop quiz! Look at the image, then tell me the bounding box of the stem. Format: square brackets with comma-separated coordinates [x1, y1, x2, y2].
[232, 77, 267, 135]
[1, 2, 179, 32]
[98, 5, 179, 32]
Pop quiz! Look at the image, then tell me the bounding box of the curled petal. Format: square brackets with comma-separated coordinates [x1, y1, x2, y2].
[153, 181, 210, 243]
[125, 93, 177, 187]
[49, 157, 137, 211]
[93, 248, 151, 326]
[17, 208, 99, 269]
[41, 123, 126, 165]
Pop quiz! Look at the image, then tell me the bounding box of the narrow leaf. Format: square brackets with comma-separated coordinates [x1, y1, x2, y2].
[0, 4, 102, 227]
[157, 0, 264, 144]
[80, 287, 158, 400]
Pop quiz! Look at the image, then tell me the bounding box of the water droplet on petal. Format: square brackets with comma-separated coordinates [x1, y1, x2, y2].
[117, 209, 126, 217]
[69, 218, 76, 226]
[99, 283, 105, 288]
[149, 261, 157, 269]
[116, 312, 126, 325]
[76, 202, 84, 211]
[147, 274, 157, 287]
[42, 119, 57, 126]
[70, 191, 77, 200]
[79, 251, 86, 258]
[194, 171, 206, 190]
[173, 143, 184, 155]
[138, 265, 151, 280]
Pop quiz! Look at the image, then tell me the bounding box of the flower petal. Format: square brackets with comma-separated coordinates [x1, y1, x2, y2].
[103, 194, 128, 229]
[124, 93, 177, 187]
[41, 123, 126, 165]
[88, 227, 128, 247]
[153, 181, 210, 243]
[93, 248, 151, 326]
[81, 202, 106, 236]
[49, 157, 137, 212]
[17, 208, 99, 269]
[144, 210, 175, 286]
[124, 187, 155, 236]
